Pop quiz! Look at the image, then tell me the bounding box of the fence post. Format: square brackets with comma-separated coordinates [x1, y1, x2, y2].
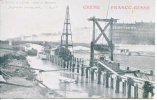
[134, 84, 138, 98]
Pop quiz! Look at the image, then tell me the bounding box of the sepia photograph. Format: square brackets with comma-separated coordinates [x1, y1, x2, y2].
[0, 0, 155, 99]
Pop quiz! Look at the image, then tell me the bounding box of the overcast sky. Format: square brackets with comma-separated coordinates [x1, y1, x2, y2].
[0, 0, 155, 43]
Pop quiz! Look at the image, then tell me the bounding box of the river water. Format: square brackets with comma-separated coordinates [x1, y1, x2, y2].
[74, 52, 155, 71]
[27, 56, 127, 98]
[26, 44, 154, 98]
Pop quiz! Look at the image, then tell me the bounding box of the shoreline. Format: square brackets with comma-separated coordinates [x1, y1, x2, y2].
[0, 50, 51, 98]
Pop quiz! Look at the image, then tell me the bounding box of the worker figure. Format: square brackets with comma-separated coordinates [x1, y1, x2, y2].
[143, 81, 154, 98]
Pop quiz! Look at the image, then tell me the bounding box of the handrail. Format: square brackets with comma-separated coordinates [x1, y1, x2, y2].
[97, 61, 155, 84]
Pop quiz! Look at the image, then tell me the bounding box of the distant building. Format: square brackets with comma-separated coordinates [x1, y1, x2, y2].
[112, 22, 155, 44]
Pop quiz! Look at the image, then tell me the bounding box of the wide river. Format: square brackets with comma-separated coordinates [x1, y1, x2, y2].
[26, 44, 154, 98]
[27, 56, 129, 98]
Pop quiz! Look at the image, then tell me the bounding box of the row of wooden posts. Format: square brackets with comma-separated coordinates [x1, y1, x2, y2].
[47, 55, 154, 99]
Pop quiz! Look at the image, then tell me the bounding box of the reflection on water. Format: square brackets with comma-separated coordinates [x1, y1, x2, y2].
[27, 56, 126, 98]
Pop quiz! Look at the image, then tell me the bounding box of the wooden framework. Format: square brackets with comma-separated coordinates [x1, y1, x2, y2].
[89, 17, 118, 67]
[61, 6, 73, 49]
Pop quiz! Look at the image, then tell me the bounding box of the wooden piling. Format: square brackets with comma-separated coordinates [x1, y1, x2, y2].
[76, 58, 79, 73]
[55, 56, 57, 64]
[69, 61, 72, 71]
[81, 67, 84, 76]
[57, 57, 60, 67]
[51, 55, 52, 62]
[97, 68, 102, 84]
[54, 56, 56, 64]
[106, 71, 110, 88]
[56, 56, 58, 65]
[63, 61, 66, 68]
[61, 59, 64, 68]
[52, 55, 54, 63]
[59, 58, 61, 66]
[77, 64, 79, 73]
[134, 84, 138, 98]
[57, 56, 59, 65]
[122, 80, 127, 96]
[81, 59, 84, 76]
[111, 76, 114, 89]
[115, 76, 121, 93]
[65, 61, 68, 69]
[72, 63, 75, 72]
[57, 56, 59, 66]
[127, 78, 134, 98]
[103, 73, 106, 85]
[60, 58, 62, 67]
[91, 69, 95, 81]
[72, 57, 75, 72]
[51, 55, 53, 63]
[50, 55, 52, 62]
[48, 55, 50, 61]
[85, 68, 88, 78]
[57, 57, 60, 66]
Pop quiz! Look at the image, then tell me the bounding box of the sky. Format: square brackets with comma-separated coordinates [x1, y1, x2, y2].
[0, 0, 155, 43]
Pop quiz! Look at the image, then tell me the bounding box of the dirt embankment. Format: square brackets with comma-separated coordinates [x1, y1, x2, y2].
[0, 51, 50, 98]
